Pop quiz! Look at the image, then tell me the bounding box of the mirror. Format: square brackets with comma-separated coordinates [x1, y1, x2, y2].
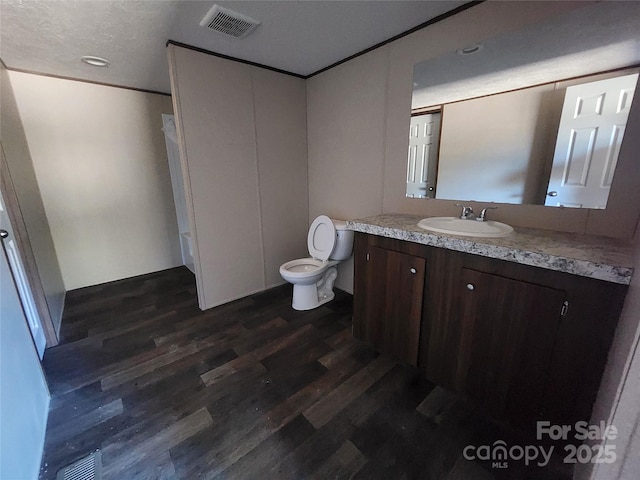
[407, 1, 640, 209]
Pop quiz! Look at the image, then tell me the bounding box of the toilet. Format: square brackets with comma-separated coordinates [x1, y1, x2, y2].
[280, 215, 354, 310]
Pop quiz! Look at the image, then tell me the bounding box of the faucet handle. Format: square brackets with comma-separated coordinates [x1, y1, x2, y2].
[454, 203, 474, 219]
[477, 206, 498, 221]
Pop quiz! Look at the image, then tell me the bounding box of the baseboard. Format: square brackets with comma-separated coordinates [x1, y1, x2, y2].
[54, 290, 66, 338]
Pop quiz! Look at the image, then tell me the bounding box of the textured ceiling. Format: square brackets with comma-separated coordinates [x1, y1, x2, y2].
[412, 1, 640, 108]
[0, 0, 468, 94]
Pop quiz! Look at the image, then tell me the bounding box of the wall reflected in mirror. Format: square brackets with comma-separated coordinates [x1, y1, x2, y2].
[406, 1, 640, 209]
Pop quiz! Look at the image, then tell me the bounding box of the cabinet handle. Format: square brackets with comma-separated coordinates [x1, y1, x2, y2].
[410, 268, 417, 274]
[466, 283, 475, 291]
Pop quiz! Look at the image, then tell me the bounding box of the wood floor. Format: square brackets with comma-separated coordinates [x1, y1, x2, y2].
[39, 267, 572, 479]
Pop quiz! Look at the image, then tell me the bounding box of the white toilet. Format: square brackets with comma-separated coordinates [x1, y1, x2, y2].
[280, 215, 354, 310]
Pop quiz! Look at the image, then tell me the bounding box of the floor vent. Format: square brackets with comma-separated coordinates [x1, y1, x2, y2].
[199, 5, 260, 38]
[56, 451, 102, 480]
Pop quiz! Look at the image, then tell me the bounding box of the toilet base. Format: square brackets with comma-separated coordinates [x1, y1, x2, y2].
[290, 266, 338, 310]
[291, 284, 335, 310]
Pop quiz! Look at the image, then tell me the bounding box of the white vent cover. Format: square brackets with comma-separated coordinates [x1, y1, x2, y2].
[199, 5, 260, 38]
[56, 451, 102, 480]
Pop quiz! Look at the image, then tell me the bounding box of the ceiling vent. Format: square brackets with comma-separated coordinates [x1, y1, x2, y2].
[199, 5, 260, 39]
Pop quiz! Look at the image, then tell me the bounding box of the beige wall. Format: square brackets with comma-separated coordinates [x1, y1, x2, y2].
[307, 0, 640, 244]
[252, 67, 309, 288]
[437, 84, 561, 205]
[580, 229, 640, 480]
[307, 47, 389, 222]
[9, 71, 182, 290]
[168, 45, 308, 309]
[1, 65, 66, 333]
[307, 47, 390, 292]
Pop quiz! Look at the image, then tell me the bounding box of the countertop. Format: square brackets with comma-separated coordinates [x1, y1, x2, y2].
[346, 213, 634, 285]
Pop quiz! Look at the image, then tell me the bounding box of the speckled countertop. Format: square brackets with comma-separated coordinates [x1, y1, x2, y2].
[347, 213, 634, 285]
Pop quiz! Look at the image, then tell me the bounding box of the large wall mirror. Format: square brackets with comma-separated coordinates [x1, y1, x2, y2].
[407, 2, 640, 209]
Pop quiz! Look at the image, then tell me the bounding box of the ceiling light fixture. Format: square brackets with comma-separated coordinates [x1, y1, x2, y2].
[456, 44, 484, 56]
[80, 56, 110, 67]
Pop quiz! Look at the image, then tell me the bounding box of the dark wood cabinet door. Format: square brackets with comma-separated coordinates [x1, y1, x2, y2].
[452, 268, 566, 424]
[353, 245, 425, 365]
[355, 233, 627, 429]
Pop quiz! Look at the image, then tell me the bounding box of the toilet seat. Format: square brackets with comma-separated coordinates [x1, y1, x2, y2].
[280, 215, 338, 287]
[307, 215, 336, 261]
[280, 258, 327, 279]
[279, 258, 338, 285]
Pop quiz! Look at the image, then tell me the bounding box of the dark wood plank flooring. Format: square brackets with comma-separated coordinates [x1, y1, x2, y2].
[39, 267, 572, 479]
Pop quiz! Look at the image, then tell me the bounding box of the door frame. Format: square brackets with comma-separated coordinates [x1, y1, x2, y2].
[1, 146, 58, 347]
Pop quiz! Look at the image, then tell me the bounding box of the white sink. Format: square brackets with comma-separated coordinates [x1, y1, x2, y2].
[417, 217, 513, 238]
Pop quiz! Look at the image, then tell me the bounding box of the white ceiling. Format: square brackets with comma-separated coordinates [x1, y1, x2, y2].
[0, 0, 469, 94]
[412, 1, 640, 107]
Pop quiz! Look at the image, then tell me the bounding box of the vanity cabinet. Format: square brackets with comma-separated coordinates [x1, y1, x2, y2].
[438, 267, 565, 425]
[353, 232, 627, 427]
[353, 235, 425, 365]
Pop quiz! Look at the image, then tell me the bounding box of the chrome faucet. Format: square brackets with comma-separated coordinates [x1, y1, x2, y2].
[454, 204, 475, 220]
[476, 207, 498, 222]
[454, 204, 498, 221]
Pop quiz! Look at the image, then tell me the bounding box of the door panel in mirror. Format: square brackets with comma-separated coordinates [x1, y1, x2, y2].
[406, 1, 640, 209]
[407, 112, 440, 199]
[407, 70, 638, 209]
[545, 73, 639, 209]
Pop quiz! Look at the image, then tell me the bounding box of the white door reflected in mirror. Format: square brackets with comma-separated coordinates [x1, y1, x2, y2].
[406, 1, 640, 209]
[407, 112, 440, 198]
[407, 70, 638, 209]
[545, 73, 638, 209]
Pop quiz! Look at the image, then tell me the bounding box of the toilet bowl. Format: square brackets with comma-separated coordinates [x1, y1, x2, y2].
[279, 215, 353, 310]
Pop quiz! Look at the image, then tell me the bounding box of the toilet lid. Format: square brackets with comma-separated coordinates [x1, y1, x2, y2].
[307, 215, 336, 261]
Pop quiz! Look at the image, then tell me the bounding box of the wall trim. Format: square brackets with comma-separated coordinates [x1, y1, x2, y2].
[307, 1, 483, 78]
[165, 40, 306, 79]
[3, 65, 171, 97]
[167, 1, 483, 81]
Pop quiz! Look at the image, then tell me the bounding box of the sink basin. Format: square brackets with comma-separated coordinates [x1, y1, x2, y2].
[417, 217, 513, 238]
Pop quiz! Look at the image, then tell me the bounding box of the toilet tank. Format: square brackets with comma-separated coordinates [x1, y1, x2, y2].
[330, 219, 354, 261]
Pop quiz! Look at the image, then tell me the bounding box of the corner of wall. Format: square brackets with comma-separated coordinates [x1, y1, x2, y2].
[2, 65, 65, 345]
[167, 45, 207, 309]
[582, 233, 640, 480]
